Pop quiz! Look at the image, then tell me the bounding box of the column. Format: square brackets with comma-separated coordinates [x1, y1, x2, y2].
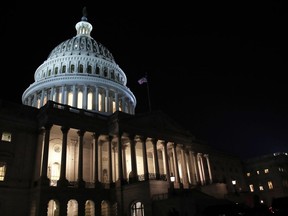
[191, 151, 199, 184]
[141, 137, 149, 180]
[83, 85, 88, 109]
[130, 135, 138, 183]
[40, 124, 52, 185]
[115, 91, 119, 111]
[57, 126, 69, 187]
[151, 138, 160, 179]
[180, 147, 189, 187]
[197, 153, 205, 185]
[105, 88, 109, 112]
[112, 142, 117, 182]
[50, 87, 55, 101]
[121, 97, 125, 112]
[99, 141, 103, 182]
[33, 92, 37, 107]
[204, 154, 213, 184]
[116, 133, 124, 186]
[94, 87, 99, 111]
[61, 86, 65, 104]
[72, 85, 77, 107]
[40, 89, 45, 107]
[77, 130, 86, 188]
[93, 133, 101, 188]
[25, 96, 30, 106]
[163, 141, 171, 182]
[108, 136, 113, 184]
[122, 144, 127, 181]
[185, 148, 193, 185]
[172, 143, 181, 188]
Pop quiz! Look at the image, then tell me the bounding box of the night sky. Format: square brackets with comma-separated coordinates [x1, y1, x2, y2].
[1, 1, 287, 159]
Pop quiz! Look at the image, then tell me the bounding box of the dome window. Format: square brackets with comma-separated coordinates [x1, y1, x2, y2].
[62, 65, 66, 73]
[79, 64, 84, 73]
[87, 65, 92, 74]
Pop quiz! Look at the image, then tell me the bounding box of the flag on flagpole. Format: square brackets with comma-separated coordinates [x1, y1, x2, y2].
[138, 76, 147, 85]
[138, 73, 152, 112]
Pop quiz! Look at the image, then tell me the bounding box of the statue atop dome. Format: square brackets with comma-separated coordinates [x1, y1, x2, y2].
[81, 7, 88, 21]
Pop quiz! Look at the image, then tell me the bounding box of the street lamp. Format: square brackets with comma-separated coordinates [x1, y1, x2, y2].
[169, 173, 175, 196]
[232, 179, 238, 195]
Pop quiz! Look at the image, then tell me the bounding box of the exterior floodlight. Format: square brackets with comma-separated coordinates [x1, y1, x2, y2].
[170, 173, 175, 182]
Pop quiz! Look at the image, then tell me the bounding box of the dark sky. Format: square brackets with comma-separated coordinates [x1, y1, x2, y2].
[1, 1, 287, 159]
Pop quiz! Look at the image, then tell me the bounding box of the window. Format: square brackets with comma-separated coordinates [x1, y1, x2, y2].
[256, 170, 260, 175]
[70, 65, 75, 73]
[79, 64, 83, 73]
[268, 181, 273, 189]
[259, 185, 264, 191]
[0, 162, 6, 181]
[62, 65, 66, 73]
[54, 67, 58, 75]
[1, 132, 12, 142]
[249, 184, 254, 192]
[246, 172, 250, 177]
[87, 65, 92, 74]
[131, 201, 144, 216]
[264, 169, 269, 173]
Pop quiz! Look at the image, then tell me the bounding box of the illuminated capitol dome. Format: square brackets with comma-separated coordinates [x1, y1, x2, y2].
[0, 7, 251, 216]
[22, 7, 136, 115]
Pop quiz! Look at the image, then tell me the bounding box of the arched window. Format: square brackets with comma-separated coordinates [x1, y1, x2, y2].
[131, 201, 144, 216]
[62, 65, 66, 73]
[96, 66, 100, 75]
[0, 162, 7, 181]
[104, 67, 108, 77]
[85, 200, 95, 216]
[67, 199, 78, 216]
[47, 199, 59, 216]
[87, 65, 92, 74]
[101, 201, 110, 216]
[70, 65, 75, 73]
[79, 64, 84, 73]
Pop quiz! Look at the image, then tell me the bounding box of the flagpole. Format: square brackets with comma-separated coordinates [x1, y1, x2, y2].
[146, 73, 152, 112]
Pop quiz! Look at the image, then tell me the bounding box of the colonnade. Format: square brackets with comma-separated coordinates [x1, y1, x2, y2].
[24, 85, 135, 114]
[38, 125, 213, 189]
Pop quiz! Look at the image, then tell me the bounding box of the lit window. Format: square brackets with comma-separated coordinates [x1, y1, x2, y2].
[259, 185, 264, 191]
[246, 172, 251, 177]
[68, 92, 73, 107]
[249, 184, 254, 192]
[131, 201, 144, 216]
[268, 181, 273, 189]
[0, 162, 6, 181]
[264, 169, 269, 173]
[257, 170, 260, 175]
[77, 91, 83, 109]
[87, 92, 93, 110]
[1, 132, 12, 142]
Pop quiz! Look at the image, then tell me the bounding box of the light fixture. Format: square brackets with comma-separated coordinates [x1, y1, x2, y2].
[232, 179, 236, 185]
[170, 173, 175, 182]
